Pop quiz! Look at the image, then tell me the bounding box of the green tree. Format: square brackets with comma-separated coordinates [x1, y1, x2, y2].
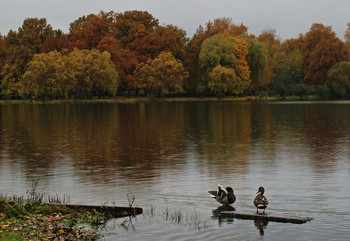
[184, 18, 250, 93]
[208, 65, 244, 96]
[327, 61, 350, 97]
[198, 34, 250, 95]
[134, 52, 187, 96]
[270, 49, 305, 96]
[199, 34, 236, 77]
[241, 37, 268, 91]
[268, 37, 306, 96]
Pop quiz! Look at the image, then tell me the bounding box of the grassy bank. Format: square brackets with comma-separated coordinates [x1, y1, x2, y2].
[0, 232, 26, 241]
[0, 194, 113, 240]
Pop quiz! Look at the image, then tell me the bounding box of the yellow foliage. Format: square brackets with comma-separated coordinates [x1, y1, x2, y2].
[21, 49, 118, 100]
[134, 51, 187, 96]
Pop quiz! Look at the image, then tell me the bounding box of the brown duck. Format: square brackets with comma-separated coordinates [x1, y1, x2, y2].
[209, 184, 236, 205]
[254, 186, 269, 214]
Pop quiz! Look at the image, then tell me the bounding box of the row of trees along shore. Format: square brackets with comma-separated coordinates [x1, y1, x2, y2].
[1, 10, 350, 100]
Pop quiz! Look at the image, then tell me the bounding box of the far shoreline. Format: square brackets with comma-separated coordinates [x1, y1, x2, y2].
[0, 95, 333, 105]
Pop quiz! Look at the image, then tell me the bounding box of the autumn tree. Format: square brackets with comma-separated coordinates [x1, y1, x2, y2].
[20, 49, 118, 100]
[134, 52, 187, 96]
[69, 10, 173, 91]
[112, 11, 187, 90]
[127, 25, 168, 62]
[241, 37, 268, 91]
[283, 38, 303, 54]
[66, 49, 118, 98]
[198, 34, 250, 95]
[327, 61, 350, 97]
[97, 36, 134, 88]
[153, 25, 187, 61]
[300, 23, 349, 85]
[1, 18, 54, 97]
[41, 33, 73, 53]
[69, 14, 94, 32]
[198, 18, 248, 38]
[208, 65, 247, 96]
[114, 10, 159, 48]
[69, 11, 117, 49]
[0, 34, 5, 85]
[257, 29, 284, 87]
[344, 22, 350, 48]
[20, 51, 68, 99]
[0, 34, 5, 63]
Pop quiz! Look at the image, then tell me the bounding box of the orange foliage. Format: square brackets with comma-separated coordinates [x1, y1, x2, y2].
[282, 38, 303, 54]
[70, 11, 117, 49]
[233, 38, 250, 80]
[204, 18, 248, 37]
[155, 25, 187, 60]
[114, 10, 159, 47]
[97, 36, 136, 88]
[301, 23, 349, 85]
[41, 34, 73, 53]
[257, 29, 284, 85]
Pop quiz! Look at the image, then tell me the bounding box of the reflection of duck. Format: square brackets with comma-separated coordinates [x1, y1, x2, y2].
[208, 184, 236, 205]
[212, 205, 236, 226]
[212, 205, 236, 216]
[254, 186, 269, 214]
[254, 219, 268, 235]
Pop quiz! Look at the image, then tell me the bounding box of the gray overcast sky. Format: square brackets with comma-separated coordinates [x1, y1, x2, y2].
[1, 0, 350, 40]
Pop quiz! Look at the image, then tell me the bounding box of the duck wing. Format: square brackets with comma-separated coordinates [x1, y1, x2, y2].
[261, 196, 269, 206]
[254, 195, 269, 207]
[208, 191, 218, 196]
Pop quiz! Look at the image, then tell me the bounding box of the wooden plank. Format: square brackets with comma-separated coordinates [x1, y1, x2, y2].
[219, 211, 313, 224]
[50, 203, 143, 218]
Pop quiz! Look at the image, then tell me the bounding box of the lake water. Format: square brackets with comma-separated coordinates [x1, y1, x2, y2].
[0, 101, 349, 240]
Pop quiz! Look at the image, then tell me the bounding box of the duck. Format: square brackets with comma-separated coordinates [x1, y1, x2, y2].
[208, 184, 236, 205]
[254, 186, 269, 214]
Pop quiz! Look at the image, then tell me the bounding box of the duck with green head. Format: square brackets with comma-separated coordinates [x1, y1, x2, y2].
[254, 186, 269, 214]
[209, 184, 236, 205]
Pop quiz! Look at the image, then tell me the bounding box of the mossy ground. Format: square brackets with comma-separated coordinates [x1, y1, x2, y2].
[0, 196, 111, 240]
